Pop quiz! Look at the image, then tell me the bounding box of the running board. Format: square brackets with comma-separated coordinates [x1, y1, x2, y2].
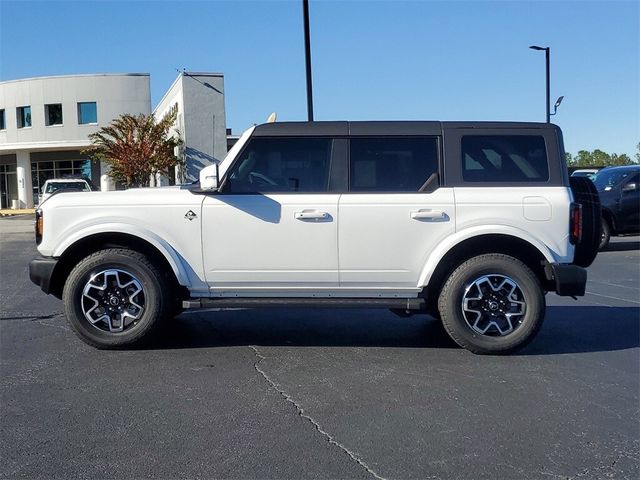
[183, 297, 425, 310]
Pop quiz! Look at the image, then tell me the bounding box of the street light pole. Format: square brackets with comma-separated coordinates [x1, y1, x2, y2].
[529, 45, 550, 123]
[303, 0, 314, 121]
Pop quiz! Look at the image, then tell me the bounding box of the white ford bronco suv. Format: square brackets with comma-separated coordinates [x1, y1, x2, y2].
[30, 121, 601, 354]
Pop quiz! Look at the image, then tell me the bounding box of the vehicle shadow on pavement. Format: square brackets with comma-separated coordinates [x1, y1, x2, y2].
[150, 306, 639, 355]
[601, 240, 640, 252]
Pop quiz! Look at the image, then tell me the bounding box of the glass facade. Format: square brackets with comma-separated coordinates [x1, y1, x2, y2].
[77, 102, 97, 124]
[0, 164, 18, 209]
[0, 109, 5, 130]
[31, 159, 92, 204]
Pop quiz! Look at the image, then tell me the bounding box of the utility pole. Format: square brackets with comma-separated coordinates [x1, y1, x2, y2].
[529, 45, 551, 123]
[303, 0, 314, 121]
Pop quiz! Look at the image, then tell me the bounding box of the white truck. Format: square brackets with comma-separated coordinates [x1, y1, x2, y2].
[30, 121, 601, 354]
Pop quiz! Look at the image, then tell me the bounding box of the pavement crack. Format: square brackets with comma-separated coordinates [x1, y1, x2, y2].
[0, 312, 64, 321]
[248, 345, 386, 480]
[0, 313, 69, 331]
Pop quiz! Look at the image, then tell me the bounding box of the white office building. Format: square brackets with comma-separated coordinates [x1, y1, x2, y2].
[0, 72, 227, 209]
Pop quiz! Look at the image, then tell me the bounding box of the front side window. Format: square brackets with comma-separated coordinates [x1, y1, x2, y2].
[45, 104, 63, 126]
[224, 137, 332, 193]
[77, 102, 97, 124]
[0, 109, 5, 130]
[17, 106, 31, 128]
[349, 137, 439, 192]
[462, 135, 549, 182]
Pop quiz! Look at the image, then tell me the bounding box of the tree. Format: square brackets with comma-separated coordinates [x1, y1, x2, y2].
[566, 147, 637, 168]
[636, 143, 640, 163]
[84, 105, 182, 188]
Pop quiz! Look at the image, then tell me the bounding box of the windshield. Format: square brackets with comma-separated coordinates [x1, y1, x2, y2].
[572, 171, 597, 180]
[45, 182, 90, 194]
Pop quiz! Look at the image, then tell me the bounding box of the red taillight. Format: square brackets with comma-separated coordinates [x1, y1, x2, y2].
[570, 203, 582, 244]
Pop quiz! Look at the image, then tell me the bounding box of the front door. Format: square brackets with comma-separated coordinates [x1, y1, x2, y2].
[202, 136, 339, 295]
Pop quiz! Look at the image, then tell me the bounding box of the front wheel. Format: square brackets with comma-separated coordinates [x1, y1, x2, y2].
[438, 254, 545, 355]
[62, 248, 171, 349]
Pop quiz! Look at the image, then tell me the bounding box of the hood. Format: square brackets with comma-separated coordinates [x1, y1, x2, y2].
[39, 185, 191, 210]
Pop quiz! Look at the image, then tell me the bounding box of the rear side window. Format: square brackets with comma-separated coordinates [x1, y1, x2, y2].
[225, 137, 332, 193]
[349, 137, 439, 192]
[462, 135, 549, 182]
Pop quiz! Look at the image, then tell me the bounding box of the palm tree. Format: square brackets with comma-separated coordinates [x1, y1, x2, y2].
[84, 105, 182, 188]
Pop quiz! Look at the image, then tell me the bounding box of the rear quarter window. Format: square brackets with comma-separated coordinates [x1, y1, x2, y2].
[462, 135, 549, 182]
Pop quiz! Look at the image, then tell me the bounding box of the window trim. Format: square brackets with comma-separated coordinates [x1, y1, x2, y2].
[217, 135, 337, 195]
[345, 135, 442, 194]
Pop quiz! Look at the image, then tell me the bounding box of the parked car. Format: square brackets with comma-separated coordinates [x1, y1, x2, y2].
[29, 121, 601, 354]
[38, 178, 92, 205]
[594, 165, 640, 249]
[571, 169, 600, 181]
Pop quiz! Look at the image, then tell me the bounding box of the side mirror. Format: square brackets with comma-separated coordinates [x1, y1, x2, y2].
[622, 182, 637, 193]
[199, 163, 219, 191]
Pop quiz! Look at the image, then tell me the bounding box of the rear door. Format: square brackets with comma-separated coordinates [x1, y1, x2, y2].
[201, 136, 340, 294]
[338, 136, 455, 290]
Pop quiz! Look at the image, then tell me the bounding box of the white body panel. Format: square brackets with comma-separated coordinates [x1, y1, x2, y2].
[201, 194, 339, 294]
[453, 186, 574, 263]
[37, 187, 209, 294]
[338, 190, 455, 290]
[38, 185, 575, 298]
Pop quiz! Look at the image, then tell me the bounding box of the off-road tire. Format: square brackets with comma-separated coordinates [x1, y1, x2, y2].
[62, 248, 171, 349]
[438, 254, 545, 355]
[569, 176, 601, 267]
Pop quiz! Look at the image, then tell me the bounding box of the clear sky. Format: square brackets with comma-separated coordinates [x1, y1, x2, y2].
[1, 0, 638, 157]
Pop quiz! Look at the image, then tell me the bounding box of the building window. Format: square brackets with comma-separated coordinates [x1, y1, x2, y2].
[0, 109, 5, 130]
[17, 106, 31, 128]
[45, 104, 63, 126]
[77, 102, 97, 124]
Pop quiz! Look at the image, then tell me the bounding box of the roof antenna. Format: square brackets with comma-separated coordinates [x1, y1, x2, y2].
[266, 112, 277, 123]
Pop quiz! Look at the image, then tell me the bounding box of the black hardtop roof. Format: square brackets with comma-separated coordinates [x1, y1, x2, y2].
[252, 121, 557, 137]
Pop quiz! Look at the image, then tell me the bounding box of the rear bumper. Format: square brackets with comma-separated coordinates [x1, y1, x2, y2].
[544, 263, 587, 296]
[29, 256, 58, 295]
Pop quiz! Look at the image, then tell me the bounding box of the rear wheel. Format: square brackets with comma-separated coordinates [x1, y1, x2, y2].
[438, 254, 545, 355]
[62, 248, 171, 349]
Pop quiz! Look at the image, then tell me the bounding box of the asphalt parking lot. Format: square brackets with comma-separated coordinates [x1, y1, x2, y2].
[1, 215, 638, 480]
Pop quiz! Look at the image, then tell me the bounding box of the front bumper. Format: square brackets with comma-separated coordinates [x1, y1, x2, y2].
[29, 256, 58, 295]
[544, 263, 587, 297]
